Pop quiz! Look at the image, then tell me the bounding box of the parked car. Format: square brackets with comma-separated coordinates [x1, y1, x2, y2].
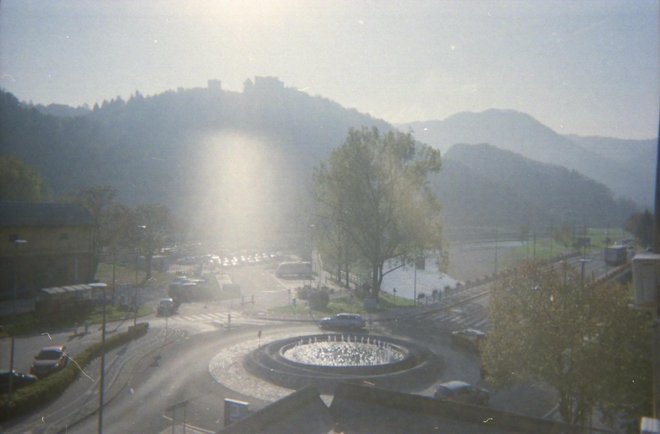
[30, 345, 68, 378]
[319, 313, 366, 330]
[0, 370, 37, 393]
[433, 381, 489, 405]
[157, 297, 178, 316]
[451, 328, 487, 351]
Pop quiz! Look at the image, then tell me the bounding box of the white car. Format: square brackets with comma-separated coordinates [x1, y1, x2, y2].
[451, 328, 487, 351]
[319, 313, 366, 330]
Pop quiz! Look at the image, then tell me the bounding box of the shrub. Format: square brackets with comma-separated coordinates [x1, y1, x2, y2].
[309, 290, 330, 310]
[297, 285, 312, 300]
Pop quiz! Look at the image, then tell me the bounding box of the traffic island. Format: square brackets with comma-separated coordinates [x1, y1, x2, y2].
[243, 333, 444, 394]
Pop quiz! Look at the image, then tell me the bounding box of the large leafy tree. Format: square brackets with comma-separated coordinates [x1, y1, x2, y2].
[483, 262, 651, 429]
[0, 155, 50, 201]
[313, 127, 443, 297]
[625, 210, 653, 248]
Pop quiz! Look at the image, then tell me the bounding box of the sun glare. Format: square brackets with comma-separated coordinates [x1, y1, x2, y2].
[189, 130, 290, 250]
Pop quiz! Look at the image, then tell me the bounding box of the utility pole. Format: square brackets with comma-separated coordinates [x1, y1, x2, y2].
[653, 117, 660, 417]
[413, 262, 417, 305]
[494, 226, 498, 274]
[135, 225, 147, 326]
[89, 282, 108, 434]
[655, 117, 660, 254]
[7, 238, 27, 404]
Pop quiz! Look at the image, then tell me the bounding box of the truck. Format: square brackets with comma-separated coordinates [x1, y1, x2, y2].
[604, 245, 627, 266]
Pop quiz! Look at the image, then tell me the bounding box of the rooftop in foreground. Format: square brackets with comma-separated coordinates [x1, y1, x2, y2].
[219, 383, 590, 434]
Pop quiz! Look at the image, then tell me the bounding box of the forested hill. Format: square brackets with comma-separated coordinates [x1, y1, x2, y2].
[0, 79, 390, 232]
[402, 109, 656, 208]
[1, 80, 638, 239]
[434, 143, 637, 230]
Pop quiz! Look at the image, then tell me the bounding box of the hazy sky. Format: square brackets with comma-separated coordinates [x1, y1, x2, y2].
[1, 0, 658, 139]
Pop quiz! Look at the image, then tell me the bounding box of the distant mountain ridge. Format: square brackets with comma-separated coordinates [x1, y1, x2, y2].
[401, 109, 656, 207]
[433, 143, 635, 229]
[0, 81, 641, 241]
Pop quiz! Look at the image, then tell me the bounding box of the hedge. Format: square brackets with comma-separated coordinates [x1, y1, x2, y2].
[0, 322, 149, 422]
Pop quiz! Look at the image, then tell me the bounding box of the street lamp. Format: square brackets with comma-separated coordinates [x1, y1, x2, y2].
[494, 226, 499, 274]
[7, 238, 27, 404]
[413, 259, 417, 305]
[579, 258, 592, 286]
[89, 282, 108, 434]
[134, 225, 147, 326]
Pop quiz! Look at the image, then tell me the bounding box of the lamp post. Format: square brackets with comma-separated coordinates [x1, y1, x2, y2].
[7, 238, 27, 404]
[494, 226, 499, 274]
[134, 225, 146, 326]
[134, 245, 139, 326]
[579, 258, 591, 286]
[413, 260, 417, 306]
[89, 282, 108, 433]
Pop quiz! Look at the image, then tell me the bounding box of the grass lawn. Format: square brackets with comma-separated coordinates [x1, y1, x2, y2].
[95, 262, 171, 288]
[499, 238, 573, 270]
[268, 290, 416, 317]
[85, 304, 152, 325]
[492, 228, 633, 272]
[1, 303, 153, 337]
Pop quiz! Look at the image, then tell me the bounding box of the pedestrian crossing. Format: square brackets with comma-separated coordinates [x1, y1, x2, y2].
[169, 311, 269, 326]
[425, 302, 489, 331]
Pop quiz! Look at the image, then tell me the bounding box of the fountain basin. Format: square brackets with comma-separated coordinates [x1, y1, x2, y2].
[244, 334, 443, 393]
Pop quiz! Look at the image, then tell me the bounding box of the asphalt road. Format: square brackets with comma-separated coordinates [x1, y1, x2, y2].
[66, 323, 320, 434]
[78, 259, 557, 433]
[5, 254, 608, 433]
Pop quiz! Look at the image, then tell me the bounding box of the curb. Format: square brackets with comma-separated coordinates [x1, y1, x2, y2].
[54, 328, 185, 433]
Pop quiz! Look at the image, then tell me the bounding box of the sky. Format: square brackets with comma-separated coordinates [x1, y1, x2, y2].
[1, 0, 658, 139]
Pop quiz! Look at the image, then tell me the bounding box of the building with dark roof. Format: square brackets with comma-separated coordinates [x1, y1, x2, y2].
[219, 383, 588, 434]
[0, 202, 94, 299]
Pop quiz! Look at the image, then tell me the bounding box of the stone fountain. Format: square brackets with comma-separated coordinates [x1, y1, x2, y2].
[244, 333, 443, 393]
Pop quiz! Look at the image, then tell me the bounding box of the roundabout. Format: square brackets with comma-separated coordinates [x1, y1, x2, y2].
[210, 329, 444, 396]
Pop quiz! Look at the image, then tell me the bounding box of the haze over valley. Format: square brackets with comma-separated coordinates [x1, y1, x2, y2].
[1, 0, 657, 249]
[1, 78, 652, 247]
